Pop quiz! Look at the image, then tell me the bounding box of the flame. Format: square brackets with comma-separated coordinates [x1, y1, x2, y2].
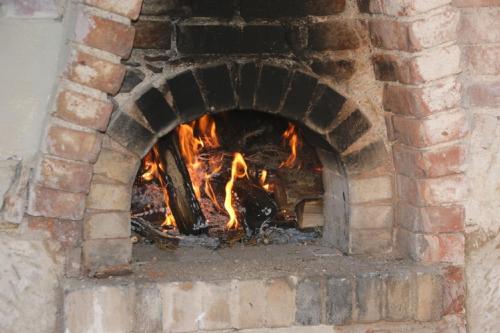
[140, 146, 176, 227]
[198, 115, 220, 149]
[280, 123, 300, 168]
[259, 169, 272, 192]
[224, 153, 249, 229]
[178, 115, 224, 212]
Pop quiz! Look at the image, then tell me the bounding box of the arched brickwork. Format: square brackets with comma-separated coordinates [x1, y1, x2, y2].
[83, 61, 394, 272]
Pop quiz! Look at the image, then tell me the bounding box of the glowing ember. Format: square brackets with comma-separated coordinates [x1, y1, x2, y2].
[224, 152, 249, 229]
[140, 146, 176, 227]
[280, 123, 300, 168]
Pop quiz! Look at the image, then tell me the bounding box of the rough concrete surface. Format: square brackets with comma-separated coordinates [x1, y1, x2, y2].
[465, 114, 500, 332]
[0, 232, 63, 333]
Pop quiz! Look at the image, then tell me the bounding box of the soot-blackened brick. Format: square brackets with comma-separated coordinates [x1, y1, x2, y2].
[240, 0, 345, 19]
[241, 25, 289, 54]
[255, 64, 290, 113]
[187, 0, 234, 18]
[281, 71, 318, 121]
[196, 64, 236, 112]
[308, 21, 360, 51]
[107, 112, 155, 156]
[311, 59, 356, 82]
[329, 110, 371, 152]
[308, 86, 346, 130]
[177, 24, 240, 54]
[238, 62, 260, 109]
[167, 70, 206, 121]
[136, 88, 178, 132]
[343, 140, 388, 174]
[133, 19, 172, 49]
[120, 68, 145, 93]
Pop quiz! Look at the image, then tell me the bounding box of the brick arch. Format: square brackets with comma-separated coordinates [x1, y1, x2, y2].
[108, 62, 374, 158]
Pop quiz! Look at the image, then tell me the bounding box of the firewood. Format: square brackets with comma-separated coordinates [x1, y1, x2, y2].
[233, 179, 278, 236]
[295, 199, 325, 229]
[157, 133, 208, 235]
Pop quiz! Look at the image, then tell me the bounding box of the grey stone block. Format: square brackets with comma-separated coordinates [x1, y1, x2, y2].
[326, 276, 353, 325]
[296, 277, 322, 325]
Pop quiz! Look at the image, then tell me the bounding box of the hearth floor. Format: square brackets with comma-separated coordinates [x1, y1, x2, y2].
[128, 243, 429, 283]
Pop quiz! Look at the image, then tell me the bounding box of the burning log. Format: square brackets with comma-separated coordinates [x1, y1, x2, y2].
[157, 133, 208, 235]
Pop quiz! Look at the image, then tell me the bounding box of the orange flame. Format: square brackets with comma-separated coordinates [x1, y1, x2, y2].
[224, 152, 249, 229]
[259, 169, 271, 192]
[178, 122, 205, 199]
[140, 146, 176, 227]
[198, 115, 220, 149]
[178, 115, 224, 212]
[280, 123, 300, 168]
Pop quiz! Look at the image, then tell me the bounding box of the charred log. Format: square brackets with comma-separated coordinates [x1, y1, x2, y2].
[157, 133, 208, 235]
[234, 178, 278, 236]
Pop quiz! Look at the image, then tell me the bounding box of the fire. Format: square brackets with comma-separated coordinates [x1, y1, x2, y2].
[140, 146, 176, 227]
[178, 115, 224, 213]
[224, 152, 249, 229]
[280, 123, 300, 169]
[259, 170, 271, 192]
[178, 115, 222, 201]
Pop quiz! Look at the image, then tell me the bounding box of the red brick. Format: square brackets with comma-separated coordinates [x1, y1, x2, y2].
[464, 45, 500, 75]
[370, 8, 458, 51]
[84, 0, 143, 20]
[397, 174, 466, 206]
[75, 12, 135, 58]
[65, 50, 126, 95]
[385, 114, 396, 141]
[454, 0, 500, 6]
[398, 229, 465, 264]
[406, 45, 461, 84]
[27, 216, 82, 249]
[459, 9, 500, 44]
[392, 111, 468, 148]
[360, 0, 451, 16]
[441, 266, 466, 315]
[372, 54, 401, 82]
[35, 155, 93, 193]
[393, 144, 466, 178]
[28, 185, 86, 220]
[45, 125, 103, 163]
[369, 19, 411, 51]
[383, 77, 460, 116]
[467, 81, 500, 107]
[397, 202, 465, 233]
[55, 90, 114, 131]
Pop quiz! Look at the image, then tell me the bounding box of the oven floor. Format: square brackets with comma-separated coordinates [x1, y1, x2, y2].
[131, 243, 414, 283]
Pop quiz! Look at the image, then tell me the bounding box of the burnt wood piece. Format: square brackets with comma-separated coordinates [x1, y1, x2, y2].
[157, 133, 208, 235]
[131, 217, 180, 250]
[233, 179, 278, 236]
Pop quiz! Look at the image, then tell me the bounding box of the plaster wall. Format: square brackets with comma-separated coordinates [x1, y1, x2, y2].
[455, 3, 500, 332]
[0, 18, 63, 160]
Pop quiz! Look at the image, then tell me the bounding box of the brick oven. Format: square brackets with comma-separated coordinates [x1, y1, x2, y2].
[0, 0, 474, 332]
